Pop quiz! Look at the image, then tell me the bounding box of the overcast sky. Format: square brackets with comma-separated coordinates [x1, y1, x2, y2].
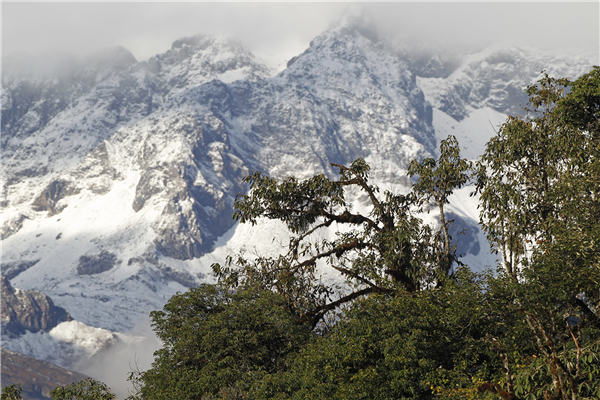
[2, 2, 599, 71]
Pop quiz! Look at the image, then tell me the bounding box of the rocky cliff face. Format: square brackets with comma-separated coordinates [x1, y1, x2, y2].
[1, 276, 71, 338]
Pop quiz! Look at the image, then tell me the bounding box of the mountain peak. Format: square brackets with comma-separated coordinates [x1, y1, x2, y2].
[149, 34, 270, 84]
[281, 21, 412, 93]
[308, 19, 381, 53]
[324, 7, 380, 39]
[171, 34, 237, 52]
[85, 46, 137, 70]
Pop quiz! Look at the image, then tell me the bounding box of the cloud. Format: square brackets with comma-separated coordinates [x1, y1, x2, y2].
[2, 2, 598, 72]
[347, 3, 598, 62]
[2, 3, 344, 70]
[76, 316, 161, 399]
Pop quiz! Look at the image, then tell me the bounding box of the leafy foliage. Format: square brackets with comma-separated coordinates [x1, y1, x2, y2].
[50, 378, 115, 400]
[0, 385, 22, 400]
[409, 135, 472, 275]
[129, 285, 311, 399]
[251, 269, 497, 400]
[474, 67, 600, 399]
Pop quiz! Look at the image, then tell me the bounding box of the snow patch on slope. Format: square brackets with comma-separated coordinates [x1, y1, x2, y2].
[3, 171, 182, 331]
[447, 186, 499, 271]
[432, 107, 507, 159]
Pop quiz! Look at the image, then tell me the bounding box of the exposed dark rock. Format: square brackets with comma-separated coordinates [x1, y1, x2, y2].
[159, 266, 199, 288]
[125, 253, 200, 288]
[0, 276, 72, 338]
[9, 166, 48, 181]
[154, 233, 203, 260]
[1, 213, 28, 239]
[154, 194, 205, 260]
[31, 180, 79, 214]
[94, 295, 111, 303]
[132, 167, 172, 211]
[127, 256, 145, 266]
[76, 251, 118, 275]
[1, 347, 88, 400]
[1, 259, 40, 280]
[75, 142, 122, 195]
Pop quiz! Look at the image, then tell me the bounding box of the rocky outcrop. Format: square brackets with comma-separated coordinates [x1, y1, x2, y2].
[0, 259, 39, 280]
[1, 214, 28, 240]
[0, 276, 72, 338]
[31, 180, 79, 214]
[77, 251, 118, 275]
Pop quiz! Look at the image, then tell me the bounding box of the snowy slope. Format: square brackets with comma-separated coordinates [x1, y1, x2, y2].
[430, 107, 507, 160]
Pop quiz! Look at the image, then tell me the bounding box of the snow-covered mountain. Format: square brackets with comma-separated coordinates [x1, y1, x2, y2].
[419, 45, 592, 121]
[418, 46, 593, 159]
[1, 23, 594, 374]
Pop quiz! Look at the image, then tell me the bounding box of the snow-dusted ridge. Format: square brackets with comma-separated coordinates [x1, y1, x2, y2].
[1, 25, 594, 373]
[418, 45, 593, 122]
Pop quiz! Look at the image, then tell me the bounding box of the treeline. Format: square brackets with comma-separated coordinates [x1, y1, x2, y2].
[3, 68, 599, 400]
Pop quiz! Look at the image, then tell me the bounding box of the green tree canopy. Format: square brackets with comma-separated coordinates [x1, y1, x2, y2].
[409, 135, 472, 276]
[1, 385, 22, 400]
[475, 67, 600, 400]
[129, 285, 311, 400]
[50, 378, 115, 400]
[251, 269, 496, 400]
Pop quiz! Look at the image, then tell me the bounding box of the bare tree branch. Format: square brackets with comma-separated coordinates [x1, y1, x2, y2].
[308, 286, 388, 328]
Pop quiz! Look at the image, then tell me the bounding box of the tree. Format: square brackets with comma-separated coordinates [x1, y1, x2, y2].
[475, 67, 600, 400]
[250, 268, 496, 400]
[214, 155, 469, 327]
[409, 134, 472, 277]
[133, 142, 474, 399]
[1, 385, 22, 400]
[50, 378, 115, 400]
[129, 285, 311, 400]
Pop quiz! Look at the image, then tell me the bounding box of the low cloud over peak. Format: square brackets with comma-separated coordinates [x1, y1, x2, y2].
[3, 2, 598, 75]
